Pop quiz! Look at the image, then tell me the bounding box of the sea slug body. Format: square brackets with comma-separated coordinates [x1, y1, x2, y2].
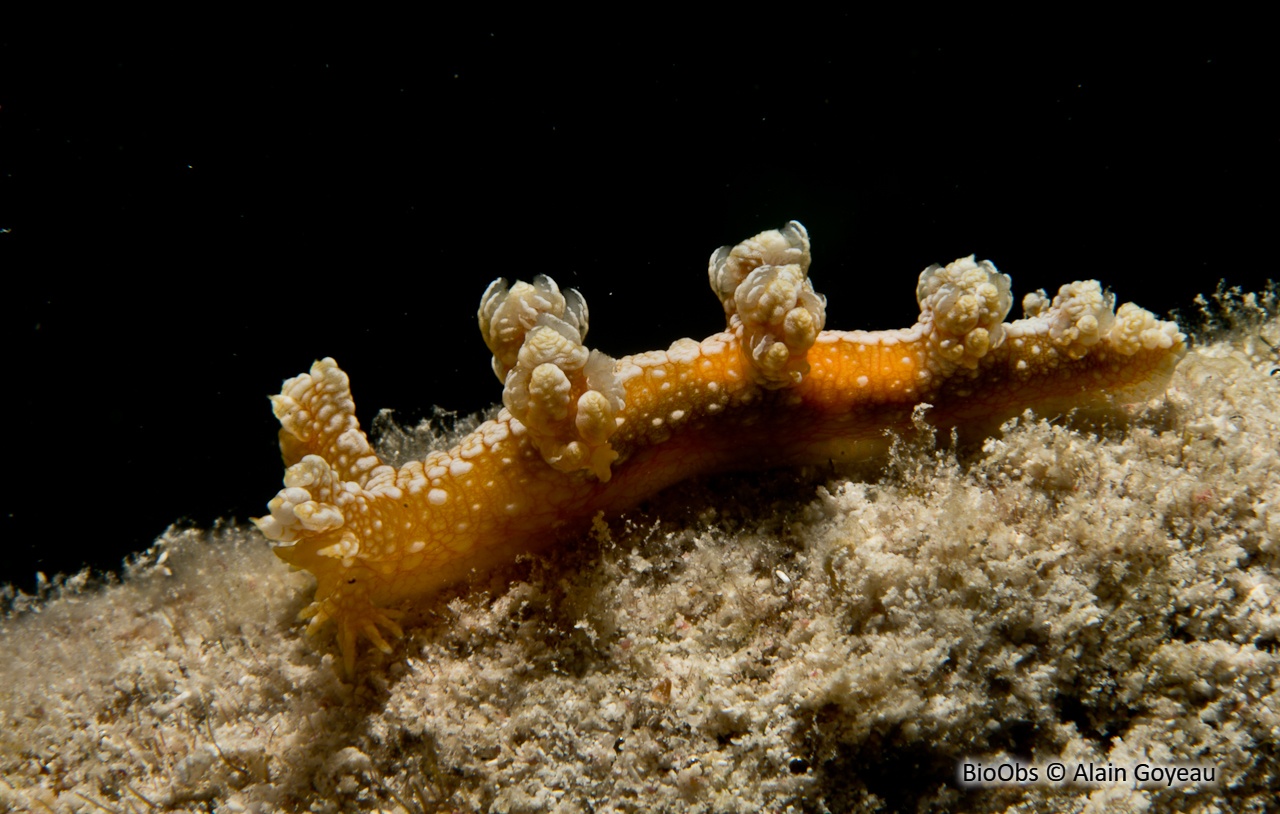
[255, 222, 1187, 676]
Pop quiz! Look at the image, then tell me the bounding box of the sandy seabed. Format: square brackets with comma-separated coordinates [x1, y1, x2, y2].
[3, 289, 1278, 814]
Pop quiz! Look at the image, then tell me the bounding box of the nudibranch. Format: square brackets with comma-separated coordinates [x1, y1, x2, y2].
[255, 222, 1187, 676]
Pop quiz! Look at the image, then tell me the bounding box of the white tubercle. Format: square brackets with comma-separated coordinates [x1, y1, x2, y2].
[707, 221, 827, 388]
[915, 255, 1013, 374]
[480, 276, 624, 481]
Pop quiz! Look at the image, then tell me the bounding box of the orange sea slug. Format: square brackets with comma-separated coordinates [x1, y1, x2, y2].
[255, 222, 1186, 676]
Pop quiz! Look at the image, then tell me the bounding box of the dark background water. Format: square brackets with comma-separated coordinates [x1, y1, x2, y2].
[1, 21, 1272, 593]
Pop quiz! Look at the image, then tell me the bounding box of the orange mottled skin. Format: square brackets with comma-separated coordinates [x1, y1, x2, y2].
[258, 223, 1186, 676]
